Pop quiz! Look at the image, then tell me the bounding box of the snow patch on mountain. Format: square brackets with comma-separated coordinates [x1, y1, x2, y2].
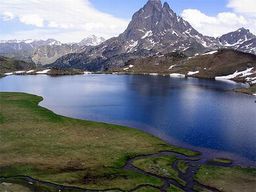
[142, 31, 153, 39]
[215, 68, 255, 80]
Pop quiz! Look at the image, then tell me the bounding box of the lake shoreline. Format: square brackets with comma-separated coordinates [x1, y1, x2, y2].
[1, 74, 256, 163]
[2, 70, 256, 97]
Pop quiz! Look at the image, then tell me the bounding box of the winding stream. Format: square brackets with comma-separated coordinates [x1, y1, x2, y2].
[0, 150, 235, 192]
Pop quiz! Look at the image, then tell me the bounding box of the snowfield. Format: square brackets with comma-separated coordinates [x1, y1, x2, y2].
[36, 69, 51, 74]
[26, 70, 35, 73]
[215, 68, 255, 80]
[14, 71, 26, 74]
[187, 71, 199, 76]
[4, 72, 13, 75]
[202, 50, 218, 55]
[170, 73, 186, 78]
[149, 73, 158, 76]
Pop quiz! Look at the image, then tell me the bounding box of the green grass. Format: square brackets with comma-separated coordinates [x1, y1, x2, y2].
[0, 92, 197, 190]
[210, 158, 233, 164]
[132, 156, 186, 186]
[133, 186, 160, 192]
[195, 165, 256, 192]
[167, 185, 184, 192]
[176, 160, 189, 174]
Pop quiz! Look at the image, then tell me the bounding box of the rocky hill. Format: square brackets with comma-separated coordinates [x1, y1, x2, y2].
[0, 56, 36, 74]
[112, 49, 256, 86]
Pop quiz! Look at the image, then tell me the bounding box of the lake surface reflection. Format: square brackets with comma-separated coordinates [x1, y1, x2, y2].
[1, 74, 256, 162]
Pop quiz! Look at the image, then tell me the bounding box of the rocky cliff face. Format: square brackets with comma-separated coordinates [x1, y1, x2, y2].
[31, 44, 81, 66]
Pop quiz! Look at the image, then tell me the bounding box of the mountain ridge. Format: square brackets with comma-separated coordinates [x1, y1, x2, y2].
[0, 36, 105, 65]
[50, 0, 256, 71]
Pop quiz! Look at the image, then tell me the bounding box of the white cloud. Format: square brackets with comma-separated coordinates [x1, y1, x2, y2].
[0, 0, 129, 42]
[2, 11, 15, 21]
[19, 15, 44, 27]
[181, 0, 256, 37]
[228, 0, 256, 16]
[181, 9, 252, 37]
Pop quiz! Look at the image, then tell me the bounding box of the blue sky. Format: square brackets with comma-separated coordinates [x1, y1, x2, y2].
[0, 0, 255, 42]
[91, 0, 230, 19]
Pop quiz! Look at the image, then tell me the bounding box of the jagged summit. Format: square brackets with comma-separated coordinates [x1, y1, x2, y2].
[120, 0, 217, 54]
[147, 0, 161, 4]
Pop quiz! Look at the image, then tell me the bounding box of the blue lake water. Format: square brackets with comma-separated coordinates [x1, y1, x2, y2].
[0, 74, 256, 162]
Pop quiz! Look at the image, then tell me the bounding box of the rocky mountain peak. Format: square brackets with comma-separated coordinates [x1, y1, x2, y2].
[146, 0, 162, 7]
[120, 0, 213, 54]
[123, 1, 179, 41]
[79, 35, 105, 46]
[162, 2, 176, 17]
[219, 28, 256, 47]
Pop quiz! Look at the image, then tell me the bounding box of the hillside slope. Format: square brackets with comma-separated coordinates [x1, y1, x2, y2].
[0, 56, 36, 74]
[112, 49, 256, 86]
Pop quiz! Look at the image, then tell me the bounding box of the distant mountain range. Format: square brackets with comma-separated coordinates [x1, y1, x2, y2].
[50, 0, 256, 71]
[1, 0, 256, 72]
[0, 35, 105, 65]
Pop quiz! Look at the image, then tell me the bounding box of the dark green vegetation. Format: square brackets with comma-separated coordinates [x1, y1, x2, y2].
[210, 158, 233, 164]
[132, 186, 159, 192]
[167, 185, 184, 192]
[132, 156, 186, 186]
[47, 68, 85, 76]
[0, 56, 36, 74]
[195, 165, 256, 192]
[0, 92, 255, 192]
[176, 160, 189, 174]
